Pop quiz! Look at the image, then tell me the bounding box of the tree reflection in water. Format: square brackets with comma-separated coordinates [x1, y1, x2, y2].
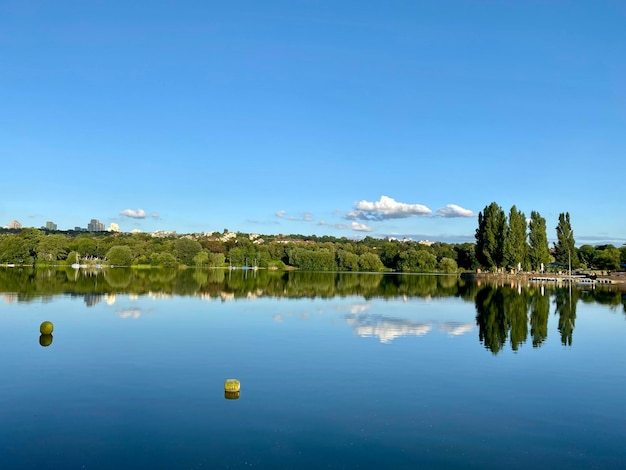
[1, 268, 625, 352]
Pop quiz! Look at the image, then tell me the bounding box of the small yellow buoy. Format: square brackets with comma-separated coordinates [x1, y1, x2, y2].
[39, 334, 53, 347]
[224, 378, 240, 392]
[40, 321, 54, 335]
[224, 379, 240, 400]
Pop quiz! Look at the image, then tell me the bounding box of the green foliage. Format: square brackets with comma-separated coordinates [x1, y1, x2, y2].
[37, 234, 69, 262]
[156, 252, 179, 268]
[0, 235, 31, 264]
[174, 238, 202, 266]
[288, 247, 337, 271]
[594, 245, 621, 271]
[193, 250, 209, 267]
[528, 211, 550, 271]
[398, 248, 437, 272]
[454, 243, 477, 271]
[577, 245, 596, 268]
[207, 252, 226, 267]
[106, 245, 133, 266]
[358, 252, 385, 272]
[379, 241, 400, 269]
[503, 205, 528, 270]
[336, 249, 360, 271]
[438, 257, 458, 273]
[475, 202, 506, 270]
[554, 212, 579, 268]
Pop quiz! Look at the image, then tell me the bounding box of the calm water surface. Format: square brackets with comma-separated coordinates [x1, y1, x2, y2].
[1, 268, 625, 469]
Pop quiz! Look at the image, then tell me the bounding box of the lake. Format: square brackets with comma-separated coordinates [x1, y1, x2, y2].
[1, 268, 625, 469]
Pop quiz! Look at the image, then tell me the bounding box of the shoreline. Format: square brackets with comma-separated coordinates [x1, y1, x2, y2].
[461, 271, 626, 289]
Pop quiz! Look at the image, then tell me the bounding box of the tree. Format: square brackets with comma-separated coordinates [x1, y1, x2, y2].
[398, 248, 437, 272]
[528, 211, 550, 271]
[19, 228, 44, 261]
[438, 257, 458, 273]
[503, 205, 528, 270]
[454, 243, 477, 271]
[193, 250, 209, 267]
[554, 213, 579, 268]
[577, 244, 597, 269]
[337, 249, 360, 271]
[475, 202, 506, 270]
[106, 245, 133, 266]
[156, 252, 179, 268]
[358, 252, 385, 272]
[594, 245, 621, 271]
[37, 234, 69, 262]
[174, 238, 202, 266]
[0, 235, 30, 264]
[207, 252, 226, 267]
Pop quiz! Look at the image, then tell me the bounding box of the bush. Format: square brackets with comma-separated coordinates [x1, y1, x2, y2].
[106, 246, 133, 266]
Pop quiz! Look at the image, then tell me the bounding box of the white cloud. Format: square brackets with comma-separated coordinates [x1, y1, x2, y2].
[438, 322, 475, 336]
[351, 221, 372, 232]
[151, 212, 160, 219]
[276, 210, 314, 222]
[352, 196, 431, 220]
[436, 204, 475, 218]
[117, 308, 142, 319]
[120, 208, 146, 219]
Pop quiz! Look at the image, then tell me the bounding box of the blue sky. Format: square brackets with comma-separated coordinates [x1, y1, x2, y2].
[1, 1, 624, 245]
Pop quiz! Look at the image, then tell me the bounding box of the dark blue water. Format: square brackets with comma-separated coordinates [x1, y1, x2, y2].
[1, 288, 625, 469]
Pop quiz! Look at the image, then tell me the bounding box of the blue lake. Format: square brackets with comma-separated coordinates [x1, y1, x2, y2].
[1, 269, 625, 469]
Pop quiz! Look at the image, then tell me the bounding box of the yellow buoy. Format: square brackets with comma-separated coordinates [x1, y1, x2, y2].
[224, 378, 240, 392]
[40, 321, 54, 335]
[39, 334, 53, 347]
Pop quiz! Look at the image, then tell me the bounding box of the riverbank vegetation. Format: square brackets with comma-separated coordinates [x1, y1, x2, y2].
[1, 204, 624, 272]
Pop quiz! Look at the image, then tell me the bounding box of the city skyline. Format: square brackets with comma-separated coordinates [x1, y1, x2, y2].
[1, 1, 624, 246]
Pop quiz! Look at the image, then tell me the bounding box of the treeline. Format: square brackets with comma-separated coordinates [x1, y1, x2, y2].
[1, 213, 624, 272]
[475, 202, 626, 272]
[0, 228, 475, 272]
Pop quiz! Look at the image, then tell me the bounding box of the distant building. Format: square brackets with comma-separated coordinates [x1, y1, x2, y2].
[88, 219, 105, 232]
[45, 221, 57, 230]
[8, 220, 22, 229]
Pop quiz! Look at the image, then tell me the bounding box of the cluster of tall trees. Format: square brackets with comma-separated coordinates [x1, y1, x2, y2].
[476, 202, 569, 271]
[475, 202, 626, 272]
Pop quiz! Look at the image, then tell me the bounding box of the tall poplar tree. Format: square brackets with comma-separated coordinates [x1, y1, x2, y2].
[503, 205, 528, 270]
[528, 211, 550, 271]
[554, 212, 579, 268]
[475, 202, 506, 270]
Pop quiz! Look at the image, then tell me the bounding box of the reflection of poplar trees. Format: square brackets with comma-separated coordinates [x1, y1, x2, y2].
[507, 288, 530, 351]
[475, 285, 530, 354]
[529, 288, 550, 347]
[475, 286, 507, 354]
[554, 288, 579, 346]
